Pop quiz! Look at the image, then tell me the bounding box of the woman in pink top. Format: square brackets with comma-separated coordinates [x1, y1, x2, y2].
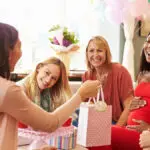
[0, 23, 100, 150]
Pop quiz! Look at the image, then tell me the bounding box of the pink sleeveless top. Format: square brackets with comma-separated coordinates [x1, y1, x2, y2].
[0, 77, 18, 150]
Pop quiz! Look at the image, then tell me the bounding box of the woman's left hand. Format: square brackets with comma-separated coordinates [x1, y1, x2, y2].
[126, 119, 150, 132]
[139, 130, 150, 149]
[129, 97, 146, 110]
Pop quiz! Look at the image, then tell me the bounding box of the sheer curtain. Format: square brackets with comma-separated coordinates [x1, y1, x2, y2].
[0, 0, 66, 73]
[122, 15, 135, 81]
[0, 0, 120, 72]
[0, 0, 93, 72]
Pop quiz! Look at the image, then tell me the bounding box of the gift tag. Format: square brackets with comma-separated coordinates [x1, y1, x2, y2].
[95, 101, 107, 112]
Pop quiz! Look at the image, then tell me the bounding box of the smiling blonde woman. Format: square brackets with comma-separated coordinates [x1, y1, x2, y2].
[17, 57, 72, 112]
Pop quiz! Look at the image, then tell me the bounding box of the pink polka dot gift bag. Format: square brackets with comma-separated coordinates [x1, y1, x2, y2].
[77, 86, 112, 147]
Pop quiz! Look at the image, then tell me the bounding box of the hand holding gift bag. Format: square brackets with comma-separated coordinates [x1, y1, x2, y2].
[77, 86, 112, 147]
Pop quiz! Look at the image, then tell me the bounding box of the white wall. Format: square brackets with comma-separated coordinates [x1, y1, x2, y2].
[98, 20, 120, 62]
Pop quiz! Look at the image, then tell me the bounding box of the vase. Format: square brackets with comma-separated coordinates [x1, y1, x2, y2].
[56, 52, 70, 75]
[50, 44, 79, 75]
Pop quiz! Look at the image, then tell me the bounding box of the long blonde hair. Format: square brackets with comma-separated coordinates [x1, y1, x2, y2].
[86, 36, 112, 71]
[24, 57, 72, 111]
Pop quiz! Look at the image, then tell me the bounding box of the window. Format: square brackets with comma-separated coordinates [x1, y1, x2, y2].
[0, 0, 120, 73]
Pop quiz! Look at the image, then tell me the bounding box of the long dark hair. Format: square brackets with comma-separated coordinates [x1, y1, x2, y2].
[0, 23, 18, 79]
[139, 49, 150, 72]
[139, 33, 150, 74]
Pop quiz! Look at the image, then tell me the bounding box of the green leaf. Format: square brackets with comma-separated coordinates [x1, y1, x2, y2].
[48, 37, 53, 42]
[48, 25, 60, 32]
[48, 25, 79, 44]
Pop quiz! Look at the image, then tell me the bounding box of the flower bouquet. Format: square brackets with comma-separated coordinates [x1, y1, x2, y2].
[48, 25, 80, 74]
[49, 24, 79, 53]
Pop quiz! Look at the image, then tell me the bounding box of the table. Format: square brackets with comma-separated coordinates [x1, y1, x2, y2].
[18, 144, 88, 150]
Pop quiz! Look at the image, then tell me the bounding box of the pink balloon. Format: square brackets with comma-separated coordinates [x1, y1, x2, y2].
[129, 0, 149, 17]
[128, 0, 136, 2]
[105, 6, 123, 24]
[105, 0, 126, 9]
[122, 7, 133, 23]
[136, 15, 143, 21]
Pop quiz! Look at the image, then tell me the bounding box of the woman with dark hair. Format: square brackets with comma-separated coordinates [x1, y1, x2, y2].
[0, 22, 21, 78]
[128, 34, 150, 112]
[0, 22, 100, 150]
[134, 33, 150, 150]
[128, 33, 150, 125]
[138, 33, 150, 73]
[101, 33, 150, 150]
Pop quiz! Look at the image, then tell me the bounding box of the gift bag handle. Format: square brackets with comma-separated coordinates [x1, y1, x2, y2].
[96, 85, 105, 103]
[88, 97, 96, 104]
[100, 86, 105, 102]
[88, 85, 107, 111]
[89, 85, 105, 104]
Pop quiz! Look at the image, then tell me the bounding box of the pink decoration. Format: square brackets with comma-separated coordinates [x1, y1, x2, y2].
[105, 0, 127, 9]
[104, 0, 150, 23]
[18, 126, 77, 150]
[129, 0, 149, 17]
[55, 32, 64, 46]
[105, 6, 123, 24]
[136, 15, 143, 21]
[77, 103, 112, 147]
[18, 126, 74, 140]
[128, 0, 136, 2]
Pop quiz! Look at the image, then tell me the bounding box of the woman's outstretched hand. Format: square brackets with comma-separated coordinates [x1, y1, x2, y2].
[139, 130, 150, 149]
[129, 97, 146, 110]
[77, 80, 100, 101]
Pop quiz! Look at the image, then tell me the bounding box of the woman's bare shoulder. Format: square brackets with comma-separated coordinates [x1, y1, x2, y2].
[0, 77, 15, 91]
[0, 77, 23, 107]
[0, 77, 23, 95]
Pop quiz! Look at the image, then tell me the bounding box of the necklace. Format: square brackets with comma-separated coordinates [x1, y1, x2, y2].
[96, 71, 108, 87]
